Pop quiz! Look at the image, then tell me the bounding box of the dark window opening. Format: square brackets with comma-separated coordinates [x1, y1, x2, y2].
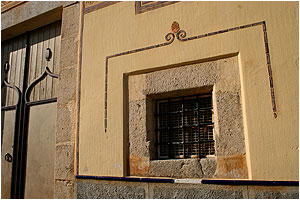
[155, 93, 215, 159]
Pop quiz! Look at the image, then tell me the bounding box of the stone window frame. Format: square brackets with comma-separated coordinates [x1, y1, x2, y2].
[128, 56, 248, 179]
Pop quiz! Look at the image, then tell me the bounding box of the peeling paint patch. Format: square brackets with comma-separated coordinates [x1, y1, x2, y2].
[215, 155, 248, 179]
[129, 155, 149, 176]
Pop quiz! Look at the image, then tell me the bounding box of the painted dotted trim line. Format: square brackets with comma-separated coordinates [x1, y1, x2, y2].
[104, 21, 277, 132]
[262, 22, 277, 118]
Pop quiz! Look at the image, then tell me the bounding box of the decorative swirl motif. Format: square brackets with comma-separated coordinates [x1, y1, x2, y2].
[165, 32, 175, 44]
[176, 30, 187, 41]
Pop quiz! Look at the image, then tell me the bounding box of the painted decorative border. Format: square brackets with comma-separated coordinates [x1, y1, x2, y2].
[104, 21, 277, 132]
[84, 1, 120, 14]
[135, 1, 178, 14]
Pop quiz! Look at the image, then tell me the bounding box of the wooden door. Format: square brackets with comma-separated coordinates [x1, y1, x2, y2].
[1, 34, 27, 199]
[1, 21, 61, 199]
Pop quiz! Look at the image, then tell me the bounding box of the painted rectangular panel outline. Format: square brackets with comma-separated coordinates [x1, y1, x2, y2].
[103, 21, 277, 133]
[84, 1, 121, 14]
[135, 1, 179, 14]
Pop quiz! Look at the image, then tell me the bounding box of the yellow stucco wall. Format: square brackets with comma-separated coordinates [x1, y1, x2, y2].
[78, 1, 298, 180]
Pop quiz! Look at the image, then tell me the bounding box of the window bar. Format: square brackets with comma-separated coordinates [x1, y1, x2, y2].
[156, 92, 212, 102]
[155, 99, 159, 159]
[196, 95, 201, 158]
[167, 98, 171, 159]
[182, 96, 185, 158]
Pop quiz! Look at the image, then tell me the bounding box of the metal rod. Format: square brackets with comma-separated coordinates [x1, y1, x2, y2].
[76, 175, 174, 183]
[196, 95, 201, 157]
[1, 105, 17, 111]
[25, 98, 57, 106]
[182, 96, 185, 158]
[16, 32, 31, 199]
[155, 99, 159, 159]
[155, 93, 212, 101]
[167, 98, 171, 158]
[157, 140, 214, 145]
[155, 122, 214, 131]
[154, 107, 213, 115]
[9, 92, 21, 199]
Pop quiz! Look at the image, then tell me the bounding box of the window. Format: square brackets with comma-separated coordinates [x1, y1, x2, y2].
[155, 93, 215, 159]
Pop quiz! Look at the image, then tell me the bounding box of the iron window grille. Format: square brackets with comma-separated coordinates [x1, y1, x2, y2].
[155, 93, 215, 159]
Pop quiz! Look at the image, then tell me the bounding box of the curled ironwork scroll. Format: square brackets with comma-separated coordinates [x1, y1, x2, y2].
[104, 21, 277, 132]
[1, 79, 22, 109]
[24, 67, 59, 103]
[1, 62, 22, 110]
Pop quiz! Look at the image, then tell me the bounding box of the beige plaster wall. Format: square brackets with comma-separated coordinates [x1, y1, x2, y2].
[79, 1, 298, 180]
